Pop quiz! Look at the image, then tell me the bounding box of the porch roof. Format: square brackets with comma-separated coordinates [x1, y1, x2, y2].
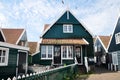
[41, 38, 89, 45]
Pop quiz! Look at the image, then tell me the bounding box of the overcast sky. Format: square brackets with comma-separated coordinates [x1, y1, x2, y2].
[0, 0, 120, 41]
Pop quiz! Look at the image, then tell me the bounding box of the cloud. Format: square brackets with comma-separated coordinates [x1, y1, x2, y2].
[0, 0, 120, 41]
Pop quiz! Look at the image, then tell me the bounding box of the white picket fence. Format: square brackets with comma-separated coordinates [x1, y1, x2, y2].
[3, 63, 77, 80]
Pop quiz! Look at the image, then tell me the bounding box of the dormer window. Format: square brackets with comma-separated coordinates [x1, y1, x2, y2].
[115, 32, 120, 44]
[63, 24, 73, 33]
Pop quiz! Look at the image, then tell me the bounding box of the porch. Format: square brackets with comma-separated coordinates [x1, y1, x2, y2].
[40, 38, 89, 66]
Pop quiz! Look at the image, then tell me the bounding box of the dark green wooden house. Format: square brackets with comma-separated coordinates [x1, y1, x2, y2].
[0, 28, 29, 79]
[108, 15, 120, 71]
[36, 10, 93, 69]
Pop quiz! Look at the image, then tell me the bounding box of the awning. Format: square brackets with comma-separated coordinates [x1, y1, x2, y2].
[41, 38, 89, 45]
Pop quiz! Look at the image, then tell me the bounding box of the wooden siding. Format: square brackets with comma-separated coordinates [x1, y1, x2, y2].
[117, 51, 120, 70]
[0, 46, 28, 79]
[108, 18, 120, 52]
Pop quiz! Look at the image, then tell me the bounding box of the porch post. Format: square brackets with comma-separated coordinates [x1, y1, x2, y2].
[16, 53, 19, 77]
[84, 46, 89, 73]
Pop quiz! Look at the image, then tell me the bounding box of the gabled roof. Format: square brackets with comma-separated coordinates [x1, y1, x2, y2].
[108, 14, 120, 52]
[41, 9, 93, 37]
[41, 38, 89, 45]
[99, 36, 111, 49]
[2, 28, 25, 44]
[97, 36, 111, 52]
[28, 42, 39, 55]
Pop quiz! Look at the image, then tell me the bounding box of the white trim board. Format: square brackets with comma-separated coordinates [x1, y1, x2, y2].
[107, 13, 120, 51]
[41, 9, 94, 38]
[97, 36, 108, 53]
[0, 42, 29, 51]
[16, 29, 26, 45]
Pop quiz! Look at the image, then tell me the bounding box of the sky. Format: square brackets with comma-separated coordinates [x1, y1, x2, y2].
[0, 0, 120, 41]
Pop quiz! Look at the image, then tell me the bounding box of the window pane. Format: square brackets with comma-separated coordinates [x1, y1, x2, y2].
[68, 46, 73, 58]
[2, 57, 5, 63]
[3, 50, 6, 56]
[0, 50, 2, 56]
[41, 46, 46, 58]
[48, 46, 53, 58]
[68, 25, 73, 32]
[0, 57, 1, 63]
[41, 54, 46, 58]
[62, 46, 67, 58]
[63, 25, 67, 32]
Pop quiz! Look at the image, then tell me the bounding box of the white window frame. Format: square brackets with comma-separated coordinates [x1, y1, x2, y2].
[41, 45, 53, 59]
[63, 24, 73, 33]
[115, 32, 120, 44]
[61, 46, 73, 59]
[0, 47, 9, 66]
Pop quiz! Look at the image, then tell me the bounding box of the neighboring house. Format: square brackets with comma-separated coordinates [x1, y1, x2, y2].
[37, 9, 94, 69]
[2, 28, 28, 47]
[108, 15, 120, 71]
[94, 36, 111, 67]
[28, 42, 40, 64]
[0, 28, 29, 79]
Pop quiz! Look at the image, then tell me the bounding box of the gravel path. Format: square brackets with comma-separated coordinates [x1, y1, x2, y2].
[86, 71, 120, 80]
[78, 66, 120, 80]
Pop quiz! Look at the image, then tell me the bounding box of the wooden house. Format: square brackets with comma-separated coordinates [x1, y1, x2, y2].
[37, 10, 94, 69]
[108, 15, 120, 71]
[94, 36, 111, 67]
[28, 42, 40, 64]
[0, 28, 29, 79]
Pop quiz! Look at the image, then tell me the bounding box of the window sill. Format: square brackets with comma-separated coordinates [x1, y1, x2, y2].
[0, 63, 8, 66]
[41, 58, 52, 60]
[62, 58, 73, 60]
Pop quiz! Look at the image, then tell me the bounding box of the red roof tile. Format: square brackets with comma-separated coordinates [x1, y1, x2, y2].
[99, 36, 111, 48]
[28, 42, 38, 54]
[2, 28, 24, 44]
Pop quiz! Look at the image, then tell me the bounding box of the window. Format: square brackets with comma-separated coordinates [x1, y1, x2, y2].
[94, 46, 97, 52]
[63, 24, 73, 33]
[97, 45, 101, 52]
[62, 46, 73, 59]
[41, 45, 53, 59]
[0, 47, 9, 66]
[115, 32, 120, 44]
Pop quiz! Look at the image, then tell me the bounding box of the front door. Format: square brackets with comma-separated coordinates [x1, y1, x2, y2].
[54, 45, 61, 64]
[18, 52, 27, 75]
[75, 46, 82, 64]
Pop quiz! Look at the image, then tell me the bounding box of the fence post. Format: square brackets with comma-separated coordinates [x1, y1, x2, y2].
[7, 78, 11, 80]
[12, 76, 16, 80]
[17, 75, 21, 79]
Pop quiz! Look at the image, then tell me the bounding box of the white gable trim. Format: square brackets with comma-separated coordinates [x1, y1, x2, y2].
[0, 42, 29, 51]
[83, 38, 89, 45]
[16, 29, 26, 45]
[41, 9, 94, 38]
[107, 15, 120, 51]
[31, 51, 40, 56]
[0, 28, 6, 42]
[97, 36, 108, 53]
